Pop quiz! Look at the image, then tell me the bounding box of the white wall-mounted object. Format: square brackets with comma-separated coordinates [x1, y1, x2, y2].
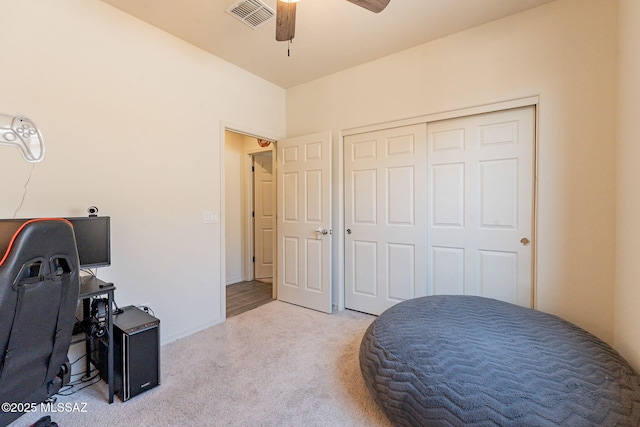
[0, 113, 45, 162]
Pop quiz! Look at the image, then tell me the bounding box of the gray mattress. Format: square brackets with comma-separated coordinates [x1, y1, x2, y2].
[359, 295, 640, 426]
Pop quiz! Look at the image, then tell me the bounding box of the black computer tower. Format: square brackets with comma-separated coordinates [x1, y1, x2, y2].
[98, 305, 160, 401]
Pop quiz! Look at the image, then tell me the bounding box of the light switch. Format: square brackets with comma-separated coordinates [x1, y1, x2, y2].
[203, 211, 219, 224]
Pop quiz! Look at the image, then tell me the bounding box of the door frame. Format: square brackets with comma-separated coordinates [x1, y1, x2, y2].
[338, 96, 540, 310]
[220, 122, 281, 320]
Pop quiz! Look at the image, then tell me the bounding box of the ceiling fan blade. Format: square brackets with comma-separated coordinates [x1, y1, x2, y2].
[275, 1, 296, 41]
[346, 0, 390, 13]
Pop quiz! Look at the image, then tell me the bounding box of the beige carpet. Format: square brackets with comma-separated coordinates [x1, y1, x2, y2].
[12, 301, 392, 427]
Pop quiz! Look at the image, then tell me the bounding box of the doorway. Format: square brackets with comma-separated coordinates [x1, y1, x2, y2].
[224, 130, 276, 318]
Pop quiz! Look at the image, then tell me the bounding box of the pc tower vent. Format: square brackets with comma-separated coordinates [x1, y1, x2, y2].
[226, 0, 275, 29]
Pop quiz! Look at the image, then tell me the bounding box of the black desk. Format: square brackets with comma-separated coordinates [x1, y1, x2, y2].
[78, 275, 115, 404]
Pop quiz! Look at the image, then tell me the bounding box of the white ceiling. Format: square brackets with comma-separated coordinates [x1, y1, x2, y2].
[100, 0, 555, 89]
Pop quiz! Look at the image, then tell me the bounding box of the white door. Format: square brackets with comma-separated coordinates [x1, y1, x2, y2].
[277, 132, 332, 313]
[344, 124, 428, 315]
[254, 152, 274, 279]
[427, 106, 534, 307]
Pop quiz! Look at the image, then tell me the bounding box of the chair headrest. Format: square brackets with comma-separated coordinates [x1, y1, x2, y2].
[0, 218, 73, 268]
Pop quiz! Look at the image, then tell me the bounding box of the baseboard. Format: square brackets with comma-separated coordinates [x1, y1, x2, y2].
[160, 317, 225, 346]
[226, 276, 243, 286]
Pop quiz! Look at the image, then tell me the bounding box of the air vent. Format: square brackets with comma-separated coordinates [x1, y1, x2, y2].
[226, 0, 275, 29]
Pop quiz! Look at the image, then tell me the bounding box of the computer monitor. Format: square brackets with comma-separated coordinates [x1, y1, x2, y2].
[66, 216, 111, 268]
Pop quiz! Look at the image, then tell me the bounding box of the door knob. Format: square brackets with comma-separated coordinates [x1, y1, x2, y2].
[314, 227, 329, 238]
[346, 229, 352, 235]
[520, 237, 530, 246]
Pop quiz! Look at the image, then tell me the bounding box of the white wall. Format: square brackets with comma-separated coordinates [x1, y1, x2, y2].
[0, 0, 286, 344]
[224, 131, 245, 285]
[287, 0, 618, 342]
[614, 0, 640, 370]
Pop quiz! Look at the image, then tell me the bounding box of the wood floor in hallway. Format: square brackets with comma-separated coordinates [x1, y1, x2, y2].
[226, 280, 274, 318]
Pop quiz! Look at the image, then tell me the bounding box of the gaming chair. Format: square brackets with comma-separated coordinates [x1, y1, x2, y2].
[0, 219, 80, 426]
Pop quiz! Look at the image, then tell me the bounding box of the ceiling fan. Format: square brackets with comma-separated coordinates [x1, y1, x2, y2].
[275, 0, 390, 42]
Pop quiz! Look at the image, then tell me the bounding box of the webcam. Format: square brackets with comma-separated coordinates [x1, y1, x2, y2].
[88, 206, 99, 217]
